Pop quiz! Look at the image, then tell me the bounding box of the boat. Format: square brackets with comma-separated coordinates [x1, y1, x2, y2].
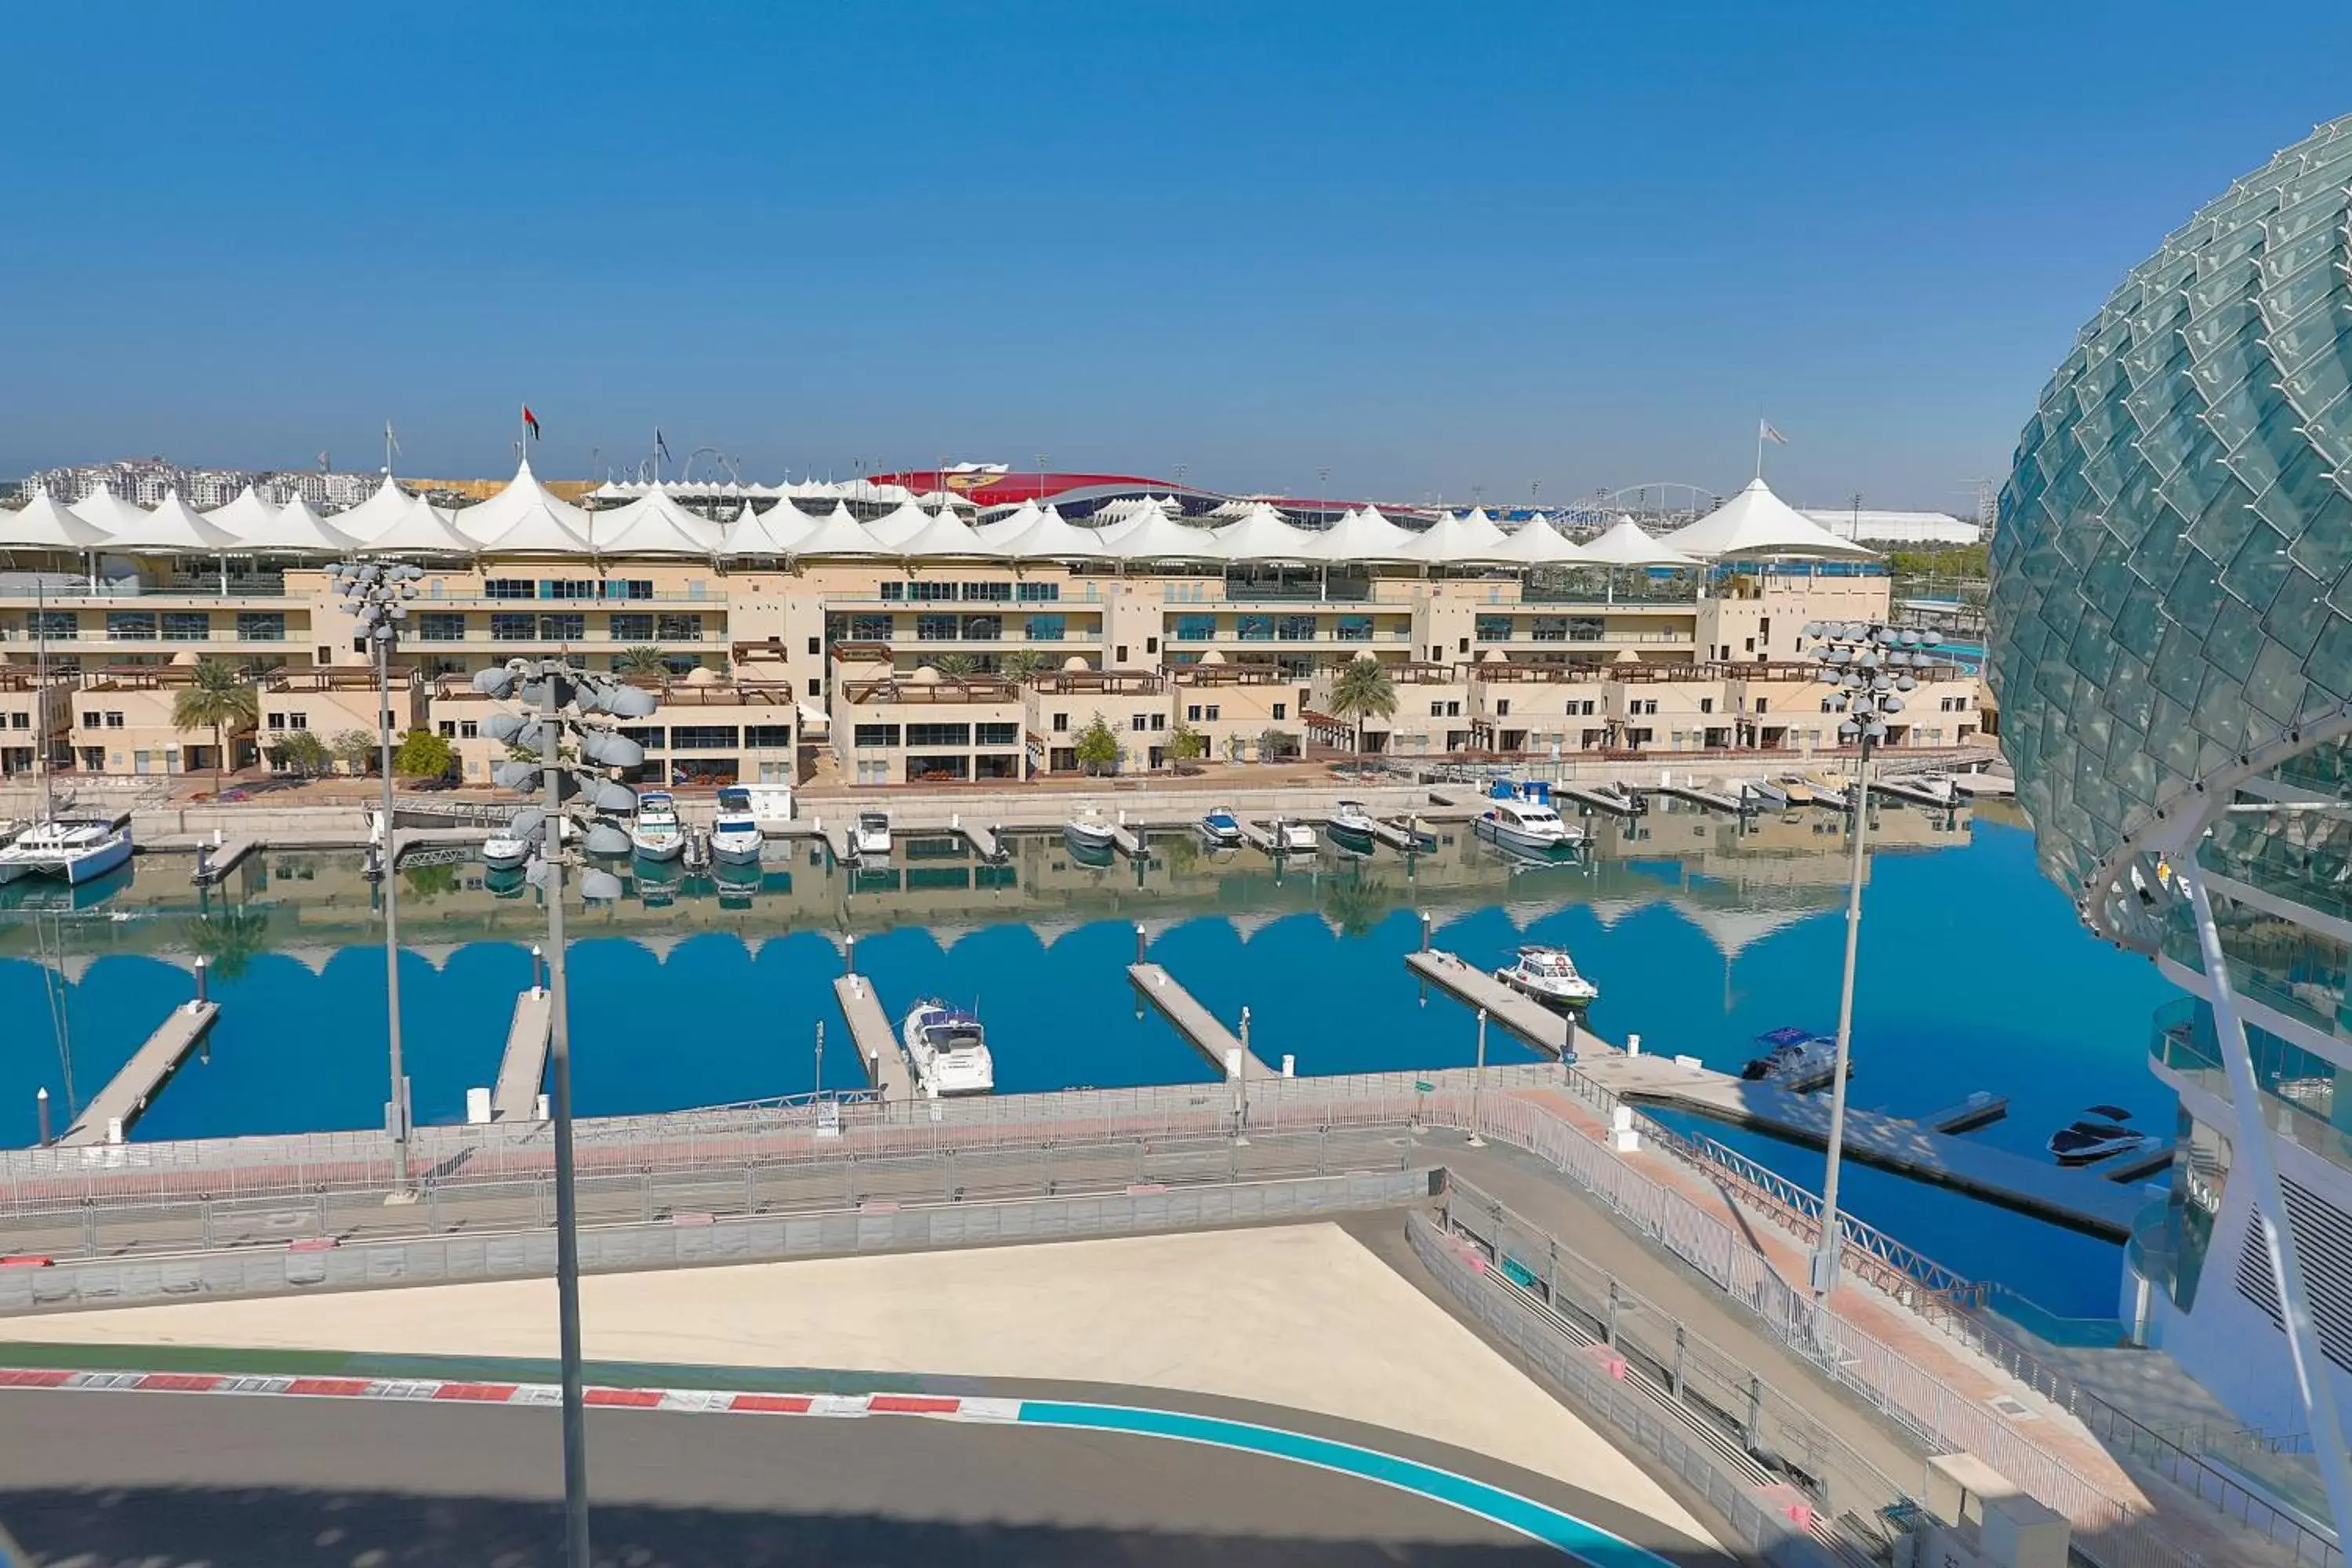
[1740, 1027, 1849, 1091]
[1494, 945, 1599, 1008]
[481, 833, 532, 872]
[1803, 772, 1854, 810]
[1269, 817, 1317, 853]
[1472, 789, 1581, 856]
[1731, 777, 1788, 810]
[1199, 806, 1244, 848]
[630, 790, 685, 861]
[0, 818, 135, 887]
[1328, 800, 1380, 847]
[710, 786, 764, 862]
[2047, 1105, 2151, 1167]
[851, 810, 893, 861]
[1773, 774, 1817, 808]
[1065, 805, 1117, 854]
[901, 1001, 996, 1098]
[1584, 780, 1645, 815]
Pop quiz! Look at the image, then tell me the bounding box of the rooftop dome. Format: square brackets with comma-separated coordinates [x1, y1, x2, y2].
[1198, 649, 1226, 665]
[910, 663, 942, 684]
[1060, 655, 1089, 671]
[683, 666, 719, 686]
[169, 648, 202, 666]
[1989, 111, 2352, 947]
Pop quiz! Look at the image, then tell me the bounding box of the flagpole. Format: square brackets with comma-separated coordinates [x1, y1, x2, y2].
[1755, 418, 1766, 482]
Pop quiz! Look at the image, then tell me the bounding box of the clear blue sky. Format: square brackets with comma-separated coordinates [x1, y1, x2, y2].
[6, 3, 2349, 510]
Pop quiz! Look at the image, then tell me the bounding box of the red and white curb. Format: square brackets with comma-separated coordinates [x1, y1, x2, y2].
[0, 1367, 1021, 1421]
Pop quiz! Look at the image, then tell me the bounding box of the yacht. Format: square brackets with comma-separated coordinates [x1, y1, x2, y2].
[1199, 807, 1243, 848]
[1064, 805, 1118, 854]
[1472, 793, 1580, 856]
[1731, 777, 1788, 810]
[1740, 1028, 1847, 1091]
[481, 833, 532, 872]
[630, 790, 685, 861]
[1328, 800, 1380, 847]
[851, 810, 893, 861]
[711, 786, 764, 863]
[901, 1001, 996, 1097]
[1269, 817, 1317, 853]
[2047, 1105, 2152, 1167]
[0, 818, 135, 886]
[1494, 945, 1599, 1008]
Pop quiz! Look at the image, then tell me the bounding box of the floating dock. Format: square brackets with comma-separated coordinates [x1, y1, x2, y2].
[956, 822, 1005, 862]
[1110, 824, 1147, 859]
[1559, 785, 1641, 817]
[490, 987, 554, 1122]
[1919, 1091, 2008, 1134]
[191, 837, 260, 885]
[1870, 777, 1962, 810]
[832, 974, 917, 1102]
[1951, 773, 2015, 798]
[1368, 815, 1437, 852]
[1235, 820, 1277, 853]
[1403, 950, 1577, 1057]
[1127, 962, 1278, 1079]
[2103, 1142, 2176, 1184]
[1658, 783, 1748, 815]
[60, 1000, 221, 1146]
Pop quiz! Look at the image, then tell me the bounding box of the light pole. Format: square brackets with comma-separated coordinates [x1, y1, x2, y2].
[473, 657, 655, 1568]
[328, 559, 425, 1189]
[1801, 619, 1937, 1300]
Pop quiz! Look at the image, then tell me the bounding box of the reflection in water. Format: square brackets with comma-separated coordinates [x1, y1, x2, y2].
[0, 797, 2180, 1312]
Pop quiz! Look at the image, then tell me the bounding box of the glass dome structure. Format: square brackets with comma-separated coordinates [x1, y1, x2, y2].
[1990, 112, 2352, 949]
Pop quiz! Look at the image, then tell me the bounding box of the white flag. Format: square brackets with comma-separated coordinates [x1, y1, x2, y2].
[1759, 419, 1788, 446]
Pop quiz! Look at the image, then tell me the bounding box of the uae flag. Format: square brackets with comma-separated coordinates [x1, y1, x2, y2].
[522, 405, 542, 441]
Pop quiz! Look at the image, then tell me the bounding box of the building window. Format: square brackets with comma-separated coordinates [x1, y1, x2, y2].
[459, 720, 477, 739]
[539, 614, 586, 641]
[1174, 615, 1214, 642]
[1186, 705, 1202, 722]
[1754, 699, 1768, 714]
[1235, 617, 1272, 642]
[233, 611, 285, 641]
[105, 712, 125, 729]
[1203, 705, 1220, 721]
[608, 613, 655, 641]
[484, 579, 534, 600]
[1145, 636, 1160, 654]
[669, 724, 740, 751]
[30, 611, 75, 641]
[1744, 637, 1756, 652]
[1025, 614, 1066, 641]
[1277, 615, 1316, 641]
[976, 721, 1018, 746]
[904, 722, 971, 748]
[853, 724, 902, 748]
[1149, 714, 1166, 731]
[601, 579, 653, 601]
[916, 614, 960, 642]
[416, 612, 466, 641]
[1017, 582, 1059, 602]
[849, 614, 892, 641]
[1051, 713, 1069, 732]
[655, 614, 704, 641]
[808, 678, 822, 697]
[1457, 637, 1469, 654]
[437, 719, 456, 738]
[80, 711, 99, 729]
[879, 583, 905, 601]
[1115, 644, 1129, 662]
[1429, 700, 1445, 717]
[107, 612, 157, 641]
[159, 609, 207, 641]
[1272, 702, 1286, 720]
[536, 579, 597, 601]
[1445, 700, 1461, 717]
[960, 615, 1002, 641]
[907, 580, 956, 602]
[960, 581, 1012, 603]
[491, 613, 536, 641]
[1131, 714, 1149, 731]
[1698, 698, 1714, 714]
[267, 713, 287, 731]
[1336, 615, 1371, 642]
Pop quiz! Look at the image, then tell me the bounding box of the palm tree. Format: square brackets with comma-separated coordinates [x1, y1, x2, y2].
[925, 652, 981, 677]
[998, 648, 1054, 684]
[1326, 657, 1397, 772]
[171, 658, 260, 800]
[615, 645, 670, 680]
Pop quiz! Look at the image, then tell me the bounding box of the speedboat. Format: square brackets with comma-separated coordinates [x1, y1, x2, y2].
[1328, 800, 1380, 848]
[901, 1001, 996, 1098]
[1731, 777, 1788, 810]
[1773, 775, 1817, 807]
[1473, 793, 1580, 856]
[630, 790, 685, 861]
[711, 786, 764, 863]
[851, 810, 893, 862]
[1199, 806, 1243, 848]
[1740, 1027, 1847, 1091]
[1065, 805, 1117, 854]
[1803, 773, 1854, 810]
[1270, 817, 1317, 853]
[1495, 945, 1599, 1009]
[2048, 1105, 2151, 1167]
[0, 818, 134, 886]
[481, 833, 532, 872]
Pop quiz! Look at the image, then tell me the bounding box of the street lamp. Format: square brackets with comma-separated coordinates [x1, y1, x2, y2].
[328, 558, 424, 1190]
[474, 656, 656, 1568]
[1801, 619, 1938, 1300]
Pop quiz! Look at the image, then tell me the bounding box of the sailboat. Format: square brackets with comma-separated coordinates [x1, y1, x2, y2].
[0, 580, 132, 886]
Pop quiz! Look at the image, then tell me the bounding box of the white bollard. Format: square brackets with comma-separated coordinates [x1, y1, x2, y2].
[1610, 1105, 1639, 1152]
[466, 1087, 492, 1125]
[107, 1116, 125, 1145]
[535, 1093, 550, 1121]
[1222, 1047, 1243, 1081]
[1281, 1054, 1295, 1079]
[1626, 1032, 1642, 1056]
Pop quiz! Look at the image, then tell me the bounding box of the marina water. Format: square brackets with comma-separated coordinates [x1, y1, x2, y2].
[0, 799, 2173, 1319]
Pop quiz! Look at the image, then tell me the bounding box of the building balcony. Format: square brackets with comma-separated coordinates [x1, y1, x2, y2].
[2151, 1003, 2352, 1169]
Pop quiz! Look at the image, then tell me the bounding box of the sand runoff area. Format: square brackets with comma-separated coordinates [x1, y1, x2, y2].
[11, 1221, 1714, 1546]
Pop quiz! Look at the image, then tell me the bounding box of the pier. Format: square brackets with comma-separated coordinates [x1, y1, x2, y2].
[1126, 962, 1278, 1079]
[831, 974, 917, 1102]
[490, 987, 554, 1122]
[1110, 823, 1147, 859]
[955, 820, 1006, 862]
[1236, 819, 1277, 853]
[1558, 784, 1640, 817]
[1919, 1091, 2008, 1134]
[1367, 815, 1436, 853]
[1658, 782, 1747, 815]
[191, 836, 260, 884]
[61, 1000, 221, 1146]
[1403, 949, 1575, 1057]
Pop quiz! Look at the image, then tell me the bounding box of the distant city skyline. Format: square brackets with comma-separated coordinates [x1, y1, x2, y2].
[4, 4, 2347, 512]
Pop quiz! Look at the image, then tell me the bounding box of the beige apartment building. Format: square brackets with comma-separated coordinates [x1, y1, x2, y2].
[0, 476, 1977, 787]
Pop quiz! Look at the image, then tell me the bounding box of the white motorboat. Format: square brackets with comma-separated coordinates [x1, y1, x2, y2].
[1269, 817, 1317, 853]
[1803, 772, 1855, 809]
[1731, 777, 1789, 810]
[481, 833, 532, 872]
[851, 809, 894, 861]
[630, 790, 685, 861]
[1740, 1028, 1848, 1091]
[1065, 805, 1118, 853]
[1328, 800, 1380, 846]
[711, 786, 764, 863]
[1472, 792, 1580, 855]
[1495, 945, 1599, 1008]
[0, 818, 134, 886]
[1199, 806, 1243, 848]
[2047, 1105, 2151, 1167]
[901, 1001, 996, 1098]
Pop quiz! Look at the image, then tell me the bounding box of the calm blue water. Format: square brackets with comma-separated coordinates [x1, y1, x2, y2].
[0, 811, 2176, 1316]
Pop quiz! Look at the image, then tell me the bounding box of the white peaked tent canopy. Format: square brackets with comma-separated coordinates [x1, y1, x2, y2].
[118, 489, 241, 551]
[1578, 516, 1697, 567]
[234, 493, 359, 554]
[590, 488, 721, 556]
[1487, 514, 1588, 567]
[331, 477, 425, 542]
[863, 498, 939, 548]
[998, 505, 1116, 561]
[973, 500, 1044, 546]
[0, 488, 111, 549]
[1316, 505, 1424, 565]
[363, 490, 477, 554]
[721, 499, 815, 556]
[202, 485, 282, 539]
[455, 460, 594, 553]
[789, 503, 891, 557]
[1403, 508, 1514, 566]
[1103, 506, 1219, 564]
[895, 506, 1007, 559]
[70, 485, 158, 539]
[1210, 503, 1327, 563]
[1658, 479, 1877, 560]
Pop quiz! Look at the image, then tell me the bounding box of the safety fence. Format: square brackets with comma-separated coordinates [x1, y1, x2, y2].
[1410, 1207, 1883, 1567]
[2, 1166, 1429, 1312]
